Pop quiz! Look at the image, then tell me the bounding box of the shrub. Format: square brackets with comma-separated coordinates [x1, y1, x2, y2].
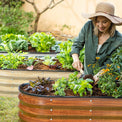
[0, 1, 34, 35]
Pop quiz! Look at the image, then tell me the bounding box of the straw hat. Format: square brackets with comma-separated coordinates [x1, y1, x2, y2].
[83, 2, 122, 25]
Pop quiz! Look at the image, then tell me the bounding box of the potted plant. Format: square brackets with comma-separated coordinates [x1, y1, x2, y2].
[18, 70, 122, 122]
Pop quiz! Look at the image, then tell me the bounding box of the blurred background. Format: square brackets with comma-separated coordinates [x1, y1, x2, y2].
[22, 0, 122, 36]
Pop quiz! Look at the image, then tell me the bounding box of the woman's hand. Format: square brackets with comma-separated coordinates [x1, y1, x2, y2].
[72, 60, 83, 71]
[72, 54, 83, 71]
[93, 70, 103, 84]
[93, 74, 99, 83]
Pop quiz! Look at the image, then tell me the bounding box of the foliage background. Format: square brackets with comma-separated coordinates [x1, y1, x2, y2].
[0, 0, 34, 36]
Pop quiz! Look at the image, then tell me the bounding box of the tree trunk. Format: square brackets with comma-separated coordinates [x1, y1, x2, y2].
[34, 13, 40, 32]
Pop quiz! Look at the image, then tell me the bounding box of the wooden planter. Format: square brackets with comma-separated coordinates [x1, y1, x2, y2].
[18, 83, 122, 122]
[0, 69, 76, 97]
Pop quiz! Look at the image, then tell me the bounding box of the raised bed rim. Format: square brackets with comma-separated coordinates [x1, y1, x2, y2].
[19, 83, 122, 99]
[0, 68, 75, 72]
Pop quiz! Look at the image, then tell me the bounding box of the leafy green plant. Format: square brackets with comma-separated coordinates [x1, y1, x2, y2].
[41, 55, 56, 66]
[98, 47, 122, 98]
[53, 71, 93, 96]
[68, 72, 93, 96]
[0, 52, 36, 69]
[51, 40, 62, 52]
[111, 46, 122, 71]
[24, 56, 36, 66]
[0, 52, 26, 69]
[56, 40, 74, 70]
[53, 77, 68, 96]
[28, 32, 55, 52]
[56, 40, 84, 70]
[0, 34, 28, 52]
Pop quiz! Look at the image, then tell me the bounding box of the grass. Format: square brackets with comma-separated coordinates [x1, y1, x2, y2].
[0, 96, 19, 122]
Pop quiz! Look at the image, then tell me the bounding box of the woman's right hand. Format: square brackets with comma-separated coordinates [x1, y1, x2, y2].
[72, 54, 83, 71]
[72, 60, 83, 71]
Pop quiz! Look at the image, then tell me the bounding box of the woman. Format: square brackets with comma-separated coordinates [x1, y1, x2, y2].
[70, 2, 122, 82]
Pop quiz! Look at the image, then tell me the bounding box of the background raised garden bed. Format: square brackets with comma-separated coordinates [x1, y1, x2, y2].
[0, 69, 77, 97]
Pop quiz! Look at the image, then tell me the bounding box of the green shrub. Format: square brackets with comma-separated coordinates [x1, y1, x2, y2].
[0, 1, 34, 35]
[98, 47, 122, 98]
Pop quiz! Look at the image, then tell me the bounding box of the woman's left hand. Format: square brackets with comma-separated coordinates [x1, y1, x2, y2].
[93, 74, 99, 83]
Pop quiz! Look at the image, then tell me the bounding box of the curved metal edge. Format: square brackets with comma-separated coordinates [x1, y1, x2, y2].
[0, 68, 75, 72]
[18, 83, 122, 99]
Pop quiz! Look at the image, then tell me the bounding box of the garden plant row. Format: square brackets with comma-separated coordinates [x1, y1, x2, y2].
[0, 32, 121, 98]
[0, 32, 61, 53]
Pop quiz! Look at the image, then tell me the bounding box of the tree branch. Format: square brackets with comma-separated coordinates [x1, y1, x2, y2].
[25, 0, 34, 4]
[39, 0, 64, 15]
[49, 0, 64, 9]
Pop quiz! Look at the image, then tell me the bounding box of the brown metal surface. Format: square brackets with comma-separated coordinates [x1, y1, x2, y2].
[18, 93, 122, 122]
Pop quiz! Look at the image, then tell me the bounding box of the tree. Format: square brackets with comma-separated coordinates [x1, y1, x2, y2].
[24, 0, 64, 33]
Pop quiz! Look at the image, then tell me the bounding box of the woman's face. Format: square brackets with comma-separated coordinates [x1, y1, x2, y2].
[96, 16, 112, 33]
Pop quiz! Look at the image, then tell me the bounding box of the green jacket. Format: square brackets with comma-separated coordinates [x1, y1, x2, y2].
[70, 21, 122, 75]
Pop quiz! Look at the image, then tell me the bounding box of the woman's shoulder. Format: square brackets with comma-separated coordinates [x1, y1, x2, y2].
[84, 20, 93, 27]
[115, 30, 122, 45]
[83, 20, 94, 30]
[115, 30, 122, 38]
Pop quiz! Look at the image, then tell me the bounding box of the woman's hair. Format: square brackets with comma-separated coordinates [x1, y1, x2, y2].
[92, 17, 116, 37]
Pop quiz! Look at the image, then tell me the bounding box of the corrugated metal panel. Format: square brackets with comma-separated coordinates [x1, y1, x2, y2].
[0, 69, 74, 97]
[18, 93, 122, 122]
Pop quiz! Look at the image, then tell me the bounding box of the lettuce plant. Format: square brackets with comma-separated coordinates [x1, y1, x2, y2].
[41, 55, 56, 66]
[0, 52, 26, 69]
[28, 32, 55, 52]
[56, 40, 85, 70]
[0, 52, 36, 69]
[0, 34, 28, 52]
[53, 71, 93, 96]
[56, 40, 74, 70]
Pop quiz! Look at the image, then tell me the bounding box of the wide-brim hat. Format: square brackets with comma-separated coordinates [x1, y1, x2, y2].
[83, 2, 122, 25]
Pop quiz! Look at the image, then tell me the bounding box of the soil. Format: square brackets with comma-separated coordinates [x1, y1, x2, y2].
[20, 75, 107, 97]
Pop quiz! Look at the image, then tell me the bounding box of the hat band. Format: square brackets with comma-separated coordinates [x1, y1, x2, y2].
[96, 11, 119, 17]
[96, 11, 121, 23]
